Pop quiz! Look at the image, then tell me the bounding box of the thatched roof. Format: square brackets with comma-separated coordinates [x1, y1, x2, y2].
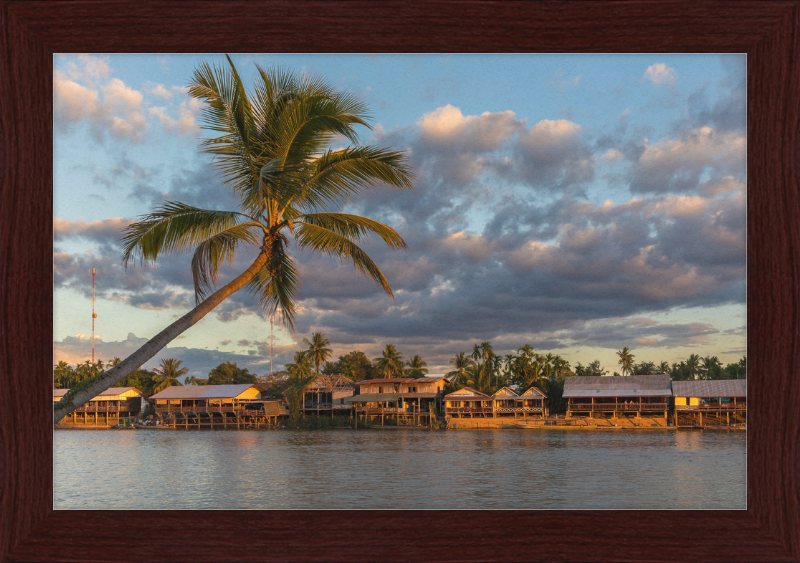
[563, 374, 672, 398]
[671, 379, 746, 398]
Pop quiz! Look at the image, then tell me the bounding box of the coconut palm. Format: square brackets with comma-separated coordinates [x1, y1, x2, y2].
[686, 354, 701, 380]
[54, 58, 413, 423]
[447, 352, 473, 387]
[152, 358, 189, 393]
[303, 332, 332, 374]
[659, 361, 670, 374]
[286, 351, 314, 380]
[616, 347, 635, 377]
[405, 355, 428, 378]
[374, 344, 405, 378]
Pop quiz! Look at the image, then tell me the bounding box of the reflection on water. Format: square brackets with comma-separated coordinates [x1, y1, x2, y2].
[54, 429, 745, 510]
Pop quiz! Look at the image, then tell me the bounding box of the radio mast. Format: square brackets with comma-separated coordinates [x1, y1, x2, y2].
[270, 314, 274, 375]
[92, 264, 97, 364]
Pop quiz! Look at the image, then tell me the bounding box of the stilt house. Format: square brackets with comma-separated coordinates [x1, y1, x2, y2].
[443, 387, 492, 418]
[296, 373, 356, 416]
[149, 384, 271, 428]
[345, 376, 449, 425]
[563, 374, 672, 421]
[54, 387, 143, 426]
[671, 379, 746, 427]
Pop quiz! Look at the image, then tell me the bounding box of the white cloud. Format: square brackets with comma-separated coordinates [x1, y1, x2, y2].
[149, 101, 199, 136]
[417, 104, 520, 153]
[644, 63, 677, 86]
[61, 54, 110, 85]
[147, 83, 173, 99]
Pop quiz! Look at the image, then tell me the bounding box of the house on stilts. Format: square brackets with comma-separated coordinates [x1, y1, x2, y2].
[345, 376, 449, 426]
[563, 374, 672, 422]
[671, 379, 746, 427]
[54, 387, 143, 427]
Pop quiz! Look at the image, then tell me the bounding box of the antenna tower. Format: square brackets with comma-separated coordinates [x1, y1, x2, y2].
[270, 314, 274, 375]
[92, 264, 97, 364]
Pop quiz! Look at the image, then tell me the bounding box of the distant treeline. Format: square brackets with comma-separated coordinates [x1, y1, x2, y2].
[54, 334, 746, 415]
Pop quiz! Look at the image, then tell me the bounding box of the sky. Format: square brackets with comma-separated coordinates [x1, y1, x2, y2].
[53, 53, 747, 378]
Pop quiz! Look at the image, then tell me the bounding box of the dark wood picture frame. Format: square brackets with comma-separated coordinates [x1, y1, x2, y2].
[1, 1, 798, 561]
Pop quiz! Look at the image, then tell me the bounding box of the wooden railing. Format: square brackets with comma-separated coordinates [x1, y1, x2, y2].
[676, 403, 746, 411]
[495, 406, 543, 413]
[71, 404, 139, 413]
[445, 407, 494, 415]
[155, 405, 243, 413]
[568, 402, 668, 411]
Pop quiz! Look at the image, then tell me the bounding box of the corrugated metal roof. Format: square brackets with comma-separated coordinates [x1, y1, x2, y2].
[149, 384, 256, 400]
[444, 387, 487, 398]
[415, 376, 450, 383]
[520, 386, 547, 399]
[53, 387, 141, 399]
[671, 379, 746, 397]
[492, 387, 519, 398]
[563, 374, 671, 397]
[344, 393, 403, 403]
[355, 378, 413, 385]
[565, 389, 673, 398]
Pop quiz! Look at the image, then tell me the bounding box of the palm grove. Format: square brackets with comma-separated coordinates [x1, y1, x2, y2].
[53, 57, 414, 423]
[56, 334, 746, 414]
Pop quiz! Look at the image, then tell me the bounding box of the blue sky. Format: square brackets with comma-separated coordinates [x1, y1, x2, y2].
[53, 53, 746, 378]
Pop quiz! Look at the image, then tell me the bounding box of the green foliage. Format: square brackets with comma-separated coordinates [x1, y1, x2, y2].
[207, 361, 256, 385]
[574, 360, 607, 377]
[303, 332, 333, 374]
[543, 378, 567, 414]
[374, 344, 404, 377]
[333, 351, 374, 381]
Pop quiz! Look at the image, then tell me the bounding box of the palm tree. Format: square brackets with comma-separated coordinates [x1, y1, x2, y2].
[686, 354, 701, 380]
[152, 358, 189, 393]
[616, 347, 635, 377]
[405, 355, 428, 378]
[700, 356, 721, 380]
[53, 361, 73, 388]
[54, 58, 413, 423]
[374, 344, 404, 378]
[303, 332, 332, 374]
[286, 351, 314, 380]
[659, 361, 670, 374]
[447, 352, 473, 387]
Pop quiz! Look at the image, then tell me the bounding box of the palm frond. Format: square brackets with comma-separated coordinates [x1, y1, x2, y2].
[245, 250, 301, 329]
[298, 147, 414, 211]
[191, 224, 263, 303]
[299, 213, 407, 249]
[294, 222, 394, 296]
[120, 202, 262, 265]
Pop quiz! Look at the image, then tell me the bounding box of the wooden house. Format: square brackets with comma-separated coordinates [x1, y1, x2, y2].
[490, 387, 520, 417]
[443, 387, 492, 418]
[295, 373, 356, 416]
[345, 376, 449, 426]
[54, 387, 143, 427]
[563, 374, 672, 421]
[671, 379, 746, 427]
[519, 386, 548, 417]
[149, 384, 277, 429]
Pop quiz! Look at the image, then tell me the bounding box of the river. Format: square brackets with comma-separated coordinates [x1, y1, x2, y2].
[54, 428, 746, 510]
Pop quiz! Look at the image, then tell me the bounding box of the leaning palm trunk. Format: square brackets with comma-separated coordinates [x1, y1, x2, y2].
[54, 59, 412, 424]
[53, 251, 267, 423]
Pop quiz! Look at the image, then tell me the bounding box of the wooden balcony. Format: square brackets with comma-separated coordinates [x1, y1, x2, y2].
[676, 403, 746, 411]
[71, 403, 138, 413]
[445, 407, 494, 415]
[495, 406, 544, 413]
[155, 404, 243, 413]
[568, 402, 668, 411]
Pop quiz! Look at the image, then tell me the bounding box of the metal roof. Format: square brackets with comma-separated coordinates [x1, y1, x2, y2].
[491, 387, 519, 398]
[565, 389, 673, 398]
[344, 393, 403, 403]
[53, 387, 141, 399]
[149, 384, 256, 400]
[671, 379, 746, 398]
[355, 378, 413, 385]
[563, 374, 672, 398]
[415, 376, 450, 383]
[444, 386, 487, 398]
[520, 386, 548, 399]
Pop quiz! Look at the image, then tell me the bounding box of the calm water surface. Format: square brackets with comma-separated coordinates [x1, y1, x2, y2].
[54, 429, 745, 510]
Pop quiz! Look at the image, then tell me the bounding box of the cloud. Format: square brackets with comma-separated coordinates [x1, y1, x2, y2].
[54, 70, 147, 143]
[630, 126, 745, 194]
[148, 102, 199, 136]
[644, 63, 677, 87]
[146, 83, 173, 99]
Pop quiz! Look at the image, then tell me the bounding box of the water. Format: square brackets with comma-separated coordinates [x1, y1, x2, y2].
[54, 428, 746, 510]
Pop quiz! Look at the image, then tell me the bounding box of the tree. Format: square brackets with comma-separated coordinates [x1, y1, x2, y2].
[152, 358, 189, 393]
[574, 359, 607, 377]
[286, 351, 314, 380]
[659, 361, 670, 374]
[185, 375, 209, 385]
[303, 332, 332, 374]
[207, 361, 256, 385]
[374, 344, 404, 378]
[336, 351, 374, 381]
[616, 347, 635, 377]
[447, 352, 473, 388]
[632, 361, 657, 375]
[405, 355, 428, 378]
[54, 58, 413, 423]
[686, 354, 701, 380]
[53, 361, 75, 388]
